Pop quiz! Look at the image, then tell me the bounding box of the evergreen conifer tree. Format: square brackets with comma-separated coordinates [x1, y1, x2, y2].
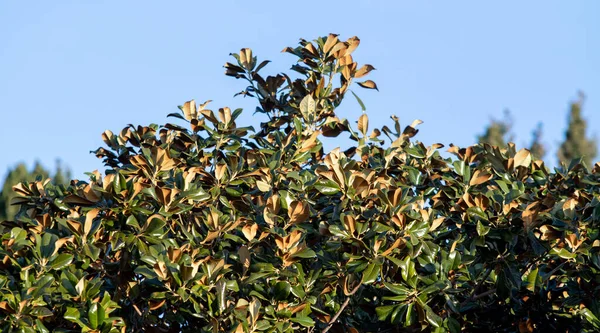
[0, 161, 70, 221]
[558, 92, 597, 167]
[529, 122, 546, 160]
[477, 110, 512, 147]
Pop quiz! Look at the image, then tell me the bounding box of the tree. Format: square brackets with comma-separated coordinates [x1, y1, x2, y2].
[529, 122, 546, 160]
[3, 34, 600, 332]
[558, 92, 597, 167]
[477, 110, 512, 148]
[0, 160, 70, 221]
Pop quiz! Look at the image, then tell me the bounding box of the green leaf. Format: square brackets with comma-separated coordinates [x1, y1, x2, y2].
[314, 179, 341, 195]
[405, 145, 426, 158]
[29, 307, 53, 317]
[40, 233, 58, 259]
[376, 305, 397, 321]
[446, 317, 461, 333]
[273, 281, 291, 301]
[291, 315, 315, 327]
[34, 319, 50, 333]
[126, 215, 140, 230]
[145, 216, 166, 237]
[525, 267, 539, 292]
[256, 180, 272, 193]
[351, 90, 366, 111]
[551, 248, 577, 259]
[362, 262, 380, 284]
[64, 307, 82, 322]
[476, 220, 490, 236]
[383, 282, 410, 295]
[186, 187, 211, 201]
[581, 308, 600, 329]
[425, 305, 443, 328]
[50, 253, 74, 270]
[88, 302, 105, 329]
[467, 207, 488, 221]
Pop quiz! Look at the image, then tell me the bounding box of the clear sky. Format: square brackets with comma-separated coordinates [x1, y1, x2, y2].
[1, 1, 598, 181]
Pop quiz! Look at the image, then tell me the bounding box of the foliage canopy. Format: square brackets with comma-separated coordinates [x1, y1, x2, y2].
[2, 34, 600, 333]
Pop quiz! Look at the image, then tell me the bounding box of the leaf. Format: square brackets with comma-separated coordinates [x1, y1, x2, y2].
[64, 307, 81, 321]
[182, 100, 197, 121]
[522, 201, 541, 231]
[256, 180, 271, 193]
[430, 217, 445, 232]
[469, 170, 493, 186]
[514, 149, 532, 168]
[362, 262, 380, 284]
[255, 60, 271, 72]
[314, 179, 341, 195]
[581, 308, 600, 329]
[84, 208, 100, 237]
[357, 80, 378, 91]
[299, 94, 316, 121]
[358, 113, 369, 136]
[476, 220, 490, 236]
[525, 267, 539, 292]
[88, 302, 105, 329]
[30, 307, 53, 318]
[273, 281, 291, 301]
[216, 280, 227, 313]
[242, 224, 258, 241]
[239, 48, 253, 70]
[351, 90, 366, 111]
[167, 112, 185, 120]
[238, 245, 251, 272]
[424, 304, 443, 328]
[355, 64, 375, 78]
[376, 305, 397, 321]
[383, 282, 410, 296]
[145, 215, 166, 237]
[149, 299, 166, 311]
[323, 33, 339, 54]
[288, 201, 310, 225]
[291, 315, 315, 327]
[50, 253, 74, 270]
[344, 36, 360, 56]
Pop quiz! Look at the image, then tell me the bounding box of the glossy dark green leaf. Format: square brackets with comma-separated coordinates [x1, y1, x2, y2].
[362, 262, 380, 284]
[50, 253, 74, 270]
[88, 302, 105, 329]
[273, 281, 291, 301]
[290, 315, 315, 327]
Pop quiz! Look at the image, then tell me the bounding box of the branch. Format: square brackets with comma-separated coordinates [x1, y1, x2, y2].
[542, 261, 567, 282]
[472, 266, 493, 295]
[460, 288, 497, 308]
[322, 282, 362, 333]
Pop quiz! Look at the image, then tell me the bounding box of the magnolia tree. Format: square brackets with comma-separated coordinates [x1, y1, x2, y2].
[2, 34, 600, 333]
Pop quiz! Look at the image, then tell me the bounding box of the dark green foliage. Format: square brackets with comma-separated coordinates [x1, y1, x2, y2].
[2, 35, 600, 333]
[558, 92, 597, 167]
[0, 161, 70, 221]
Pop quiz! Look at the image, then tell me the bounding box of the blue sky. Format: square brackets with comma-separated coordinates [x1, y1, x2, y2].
[1, 1, 598, 181]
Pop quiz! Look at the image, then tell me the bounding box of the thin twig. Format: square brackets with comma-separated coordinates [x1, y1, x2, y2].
[459, 288, 497, 308]
[543, 261, 567, 282]
[322, 282, 362, 333]
[472, 266, 493, 295]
